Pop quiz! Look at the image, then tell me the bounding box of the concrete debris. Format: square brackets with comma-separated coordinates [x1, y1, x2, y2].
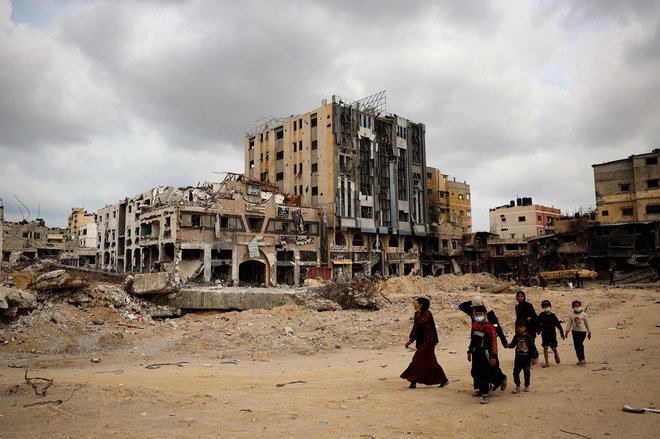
[132, 272, 178, 295]
[28, 269, 89, 290]
[0, 286, 37, 318]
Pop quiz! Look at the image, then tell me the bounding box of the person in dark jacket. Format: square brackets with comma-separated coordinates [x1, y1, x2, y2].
[400, 297, 449, 389]
[458, 296, 508, 393]
[468, 305, 498, 404]
[515, 291, 538, 341]
[508, 319, 539, 393]
[537, 299, 565, 367]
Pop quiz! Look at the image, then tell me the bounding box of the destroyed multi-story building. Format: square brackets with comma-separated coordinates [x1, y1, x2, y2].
[593, 149, 660, 223]
[245, 92, 430, 277]
[96, 174, 321, 286]
[589, 150, 660, 282]
[426, 167, 472, 233]
[1, 218, 67, 264]
[423, 167, 472, 275]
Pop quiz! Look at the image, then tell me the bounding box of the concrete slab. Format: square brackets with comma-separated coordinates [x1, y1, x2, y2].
[132, 272, 177, 295]
[152, 286, 299, 310]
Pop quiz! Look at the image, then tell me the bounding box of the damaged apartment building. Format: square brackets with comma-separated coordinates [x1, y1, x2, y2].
[590, 149, 660, 281]
[245, 91, 430, 278]
[424, 167, 472, 275]
[95, 174, 321, 287]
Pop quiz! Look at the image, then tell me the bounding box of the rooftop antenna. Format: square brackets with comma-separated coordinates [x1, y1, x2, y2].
[12, 194, 30, 221]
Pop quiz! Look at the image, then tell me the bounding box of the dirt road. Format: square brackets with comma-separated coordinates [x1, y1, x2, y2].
[1, 283, 658, 438]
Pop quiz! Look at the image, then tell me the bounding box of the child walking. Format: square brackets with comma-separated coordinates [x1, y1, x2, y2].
[508, 320, 538, 393]
[565, 300, 591, 365]
[537, 300, 565, 367]
[467, 305, 498, 404]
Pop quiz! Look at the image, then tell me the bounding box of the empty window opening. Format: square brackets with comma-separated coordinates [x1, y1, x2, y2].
[646, 157, 658, 165]
[647, 179, 659, 188]
[239, 260, 266, 286]
[622, 207, 634, 216]
[352, 234, 364, 247]
[247, 216, 264, 232]
[388, 236, 399, 249]
[335, 232, 347, 246]
[276, 129, 284, 140]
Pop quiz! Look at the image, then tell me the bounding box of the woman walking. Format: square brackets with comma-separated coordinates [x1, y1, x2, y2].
[401, 297, 449, 389]
[515, 291, 538, 341]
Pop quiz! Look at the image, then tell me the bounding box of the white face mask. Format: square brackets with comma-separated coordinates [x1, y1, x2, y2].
[574, 307, 582, 313]
[543, 307, 551, 313]
[474, 316, 485, 323]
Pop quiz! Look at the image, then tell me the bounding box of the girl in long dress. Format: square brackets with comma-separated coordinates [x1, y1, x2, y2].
[400, 297, 449, 389]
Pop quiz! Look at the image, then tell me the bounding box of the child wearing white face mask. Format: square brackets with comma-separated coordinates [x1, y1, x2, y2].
[536, 300, 565, 367]
[565, 300, 591, 365]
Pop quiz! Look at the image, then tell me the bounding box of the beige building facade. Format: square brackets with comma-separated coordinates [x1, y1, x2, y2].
[245, 93, 430, 277]
[489, 198, 561, 240]
[593, 149, 660, 223]
[67, 208, 96, 236]
[426, 167, 472, 233]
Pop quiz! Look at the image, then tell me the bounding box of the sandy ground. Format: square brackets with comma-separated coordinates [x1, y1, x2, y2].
[1, 281, 659, 438]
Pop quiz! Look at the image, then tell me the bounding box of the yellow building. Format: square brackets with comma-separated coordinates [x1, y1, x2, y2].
[426, 167, 472, 233]
[593, 149, 660, 223]
[245, 92, 430, 277]
[67, 208, 96, 236]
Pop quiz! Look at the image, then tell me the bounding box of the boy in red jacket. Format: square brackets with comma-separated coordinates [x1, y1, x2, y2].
[467, 305, 498, 404]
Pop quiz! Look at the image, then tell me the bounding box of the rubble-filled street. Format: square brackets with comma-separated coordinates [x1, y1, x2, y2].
[1, 265, 658, 438]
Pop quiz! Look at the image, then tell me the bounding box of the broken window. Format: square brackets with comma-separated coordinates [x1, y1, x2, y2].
[140, 224, 152, 237]
[276, 129, 284, 140]
[304, 223, 319, 235]
[191, 215, 201, 227]
[312, 186, 318, 196]
[361, 206, 372, 219]
[299, 251, 317, 261]
[647, 179, 659, 188]
[247, 216, 264, 232]
[518, 216, 526, 222]
[219, 216, 244, 231]
[312, 163, 318, 173]
[261, 172, 268, 181]
[646, 204, 660, 214]
[276, 172, 284, 181]
[311, 140, 317, 150]
[276, 151, 284, 160]
[249, 160, 255, 169]
[602, 210, 609, 216]
[277, 250, 294, 261]
[293, 142, 297, 152]
[397, 149, 408, 200]
[249, 138, 255, 149]
[293, 121, 297, 131]
[266, 220, 296, 234]
[353, 234, 364, 247]
[311, 115, 317, 127]
[646, 157, 658, 165]
[388, 236, 399, 248]
[399, 211, 410, 222]
[620, 183, 630, 191]
[622, 207, 634, 216]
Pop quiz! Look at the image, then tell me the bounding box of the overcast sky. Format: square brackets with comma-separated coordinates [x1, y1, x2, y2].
[1, 0, 659, 231]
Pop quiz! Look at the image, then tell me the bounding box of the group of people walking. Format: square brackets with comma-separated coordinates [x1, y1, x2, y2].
[400, 290, 592, 404]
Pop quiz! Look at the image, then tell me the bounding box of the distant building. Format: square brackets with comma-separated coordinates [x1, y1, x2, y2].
[426, 167, 472, 233]
[1, 218, 67, 263]
[593, 149, 660, 223]
[245, 92, 430, 277]
[96, 174, 321, 286]
[489, 197, 561, 240]
[67, 208, 96, 236]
